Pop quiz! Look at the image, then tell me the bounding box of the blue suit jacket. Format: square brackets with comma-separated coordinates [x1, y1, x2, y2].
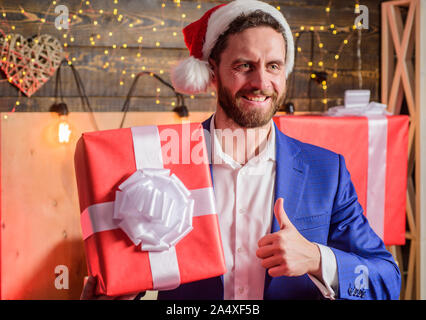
[158, 117, 401, 300]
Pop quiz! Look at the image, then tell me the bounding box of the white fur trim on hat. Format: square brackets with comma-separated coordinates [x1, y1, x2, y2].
[171, 56, 212, 95]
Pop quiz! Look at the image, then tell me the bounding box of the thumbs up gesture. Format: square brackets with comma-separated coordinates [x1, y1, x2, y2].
[256, 198, 322, 278]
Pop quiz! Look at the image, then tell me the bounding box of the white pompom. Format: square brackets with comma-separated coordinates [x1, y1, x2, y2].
[171, 56, 212, 94]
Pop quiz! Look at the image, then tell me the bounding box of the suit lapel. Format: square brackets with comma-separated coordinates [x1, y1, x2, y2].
[264, 122, 309, 296]
[271, 122, 309, 231]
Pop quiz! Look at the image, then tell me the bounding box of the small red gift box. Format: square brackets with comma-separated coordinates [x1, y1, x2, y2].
[74, 123, 226, 296]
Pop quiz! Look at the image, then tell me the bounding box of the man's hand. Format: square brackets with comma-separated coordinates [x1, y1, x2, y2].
[256, 198, 322, 278]
[80, 276, 140, 300]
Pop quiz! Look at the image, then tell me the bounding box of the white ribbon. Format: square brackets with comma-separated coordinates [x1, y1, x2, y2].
[113, 168, 194, 252]
[81, 125, 215, 290]
[366, 115, 388, 240]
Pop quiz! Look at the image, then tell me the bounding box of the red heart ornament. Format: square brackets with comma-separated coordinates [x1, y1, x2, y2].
[0, 32, 64, 97]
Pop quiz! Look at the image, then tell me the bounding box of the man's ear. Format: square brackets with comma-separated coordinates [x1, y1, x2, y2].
[208, 58, 218, 85]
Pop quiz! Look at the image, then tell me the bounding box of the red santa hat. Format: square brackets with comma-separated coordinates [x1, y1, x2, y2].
[171, 0, 295, 95]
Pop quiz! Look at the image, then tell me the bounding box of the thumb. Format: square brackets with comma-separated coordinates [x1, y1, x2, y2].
[274, 198, 292, 230]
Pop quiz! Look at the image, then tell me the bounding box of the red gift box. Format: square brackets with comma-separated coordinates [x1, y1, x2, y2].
[273, 115, 408, 245]
[74, 123, 226, 296]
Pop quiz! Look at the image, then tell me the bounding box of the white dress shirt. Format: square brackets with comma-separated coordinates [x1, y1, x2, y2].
[210, 114, 338, 300]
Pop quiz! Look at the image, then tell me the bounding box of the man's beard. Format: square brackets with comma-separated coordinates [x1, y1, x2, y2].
[217, 77, 286, 128]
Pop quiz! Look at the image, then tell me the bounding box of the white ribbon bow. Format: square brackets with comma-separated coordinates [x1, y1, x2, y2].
[113, 168, 194, 252]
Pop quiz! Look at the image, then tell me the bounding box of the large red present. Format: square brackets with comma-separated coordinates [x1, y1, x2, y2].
[273, 115, 408, 245]
[74, 123, 226, 296]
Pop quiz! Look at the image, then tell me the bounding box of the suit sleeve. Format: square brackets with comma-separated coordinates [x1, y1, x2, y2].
[328, 155, 401, 300]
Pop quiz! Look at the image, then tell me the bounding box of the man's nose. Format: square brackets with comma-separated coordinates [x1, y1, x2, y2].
[248, 68, 271, 91]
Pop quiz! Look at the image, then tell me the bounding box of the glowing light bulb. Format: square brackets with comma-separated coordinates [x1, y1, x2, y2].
[58, 120, 71, 144]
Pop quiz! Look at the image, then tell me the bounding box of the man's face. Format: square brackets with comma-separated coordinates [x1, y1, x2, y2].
[211, 26, 287, 128]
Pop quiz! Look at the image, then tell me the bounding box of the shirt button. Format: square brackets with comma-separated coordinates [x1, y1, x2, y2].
[237, 247, 243, 253]
[238, 287, 244, 294]
[239, 208, 246, 214]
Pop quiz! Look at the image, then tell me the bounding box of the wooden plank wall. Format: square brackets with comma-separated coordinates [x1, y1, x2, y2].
[0, 0, 381, 114]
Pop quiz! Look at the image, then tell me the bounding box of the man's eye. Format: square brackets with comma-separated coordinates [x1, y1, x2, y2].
[237, 63, 250, 70]
[269, 64, 280, 70]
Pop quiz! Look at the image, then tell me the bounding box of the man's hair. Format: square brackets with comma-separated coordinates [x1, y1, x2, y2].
[209, 10, 287, 65]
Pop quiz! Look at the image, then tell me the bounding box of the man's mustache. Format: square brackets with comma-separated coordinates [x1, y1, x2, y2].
[236, 89, 277, 98]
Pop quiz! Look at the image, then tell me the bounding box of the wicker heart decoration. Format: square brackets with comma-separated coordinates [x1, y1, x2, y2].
[0, 33, 64, 97]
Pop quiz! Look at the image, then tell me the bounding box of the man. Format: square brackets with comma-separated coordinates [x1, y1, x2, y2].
[81, 0, 400, 300]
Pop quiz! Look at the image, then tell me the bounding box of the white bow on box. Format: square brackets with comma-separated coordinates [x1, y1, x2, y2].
[327, 102, 391, 116]
[327, 90, 391, 116]
[113, 168, 194, 252]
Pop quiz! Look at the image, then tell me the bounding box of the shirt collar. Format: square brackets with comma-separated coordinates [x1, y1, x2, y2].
[210, 113, 276, 168]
